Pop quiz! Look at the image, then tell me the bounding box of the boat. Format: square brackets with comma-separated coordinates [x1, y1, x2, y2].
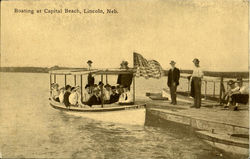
[49, 68, 146, 114]
[196, 130, 249, 155]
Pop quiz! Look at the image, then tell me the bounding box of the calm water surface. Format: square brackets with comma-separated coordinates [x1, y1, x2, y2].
[0, 72, 230, 158]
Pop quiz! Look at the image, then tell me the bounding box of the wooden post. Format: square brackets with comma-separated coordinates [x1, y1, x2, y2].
[204, 81, 207, 99]
[219, 77, 224, 104]
[64, 75, 67, 87]
[101, 74, 104, 108]
[49, 74, 52, 96]
[74, 75, 76, 86]
[80, 75, 83, 102]
[133, 75, 135, 104]
[54, 74, 56, 83]
[106, 74, 108, 84]
[213, 81, 216, 97]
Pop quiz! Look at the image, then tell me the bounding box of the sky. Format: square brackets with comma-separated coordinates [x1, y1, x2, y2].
[1, 0, 249, 71]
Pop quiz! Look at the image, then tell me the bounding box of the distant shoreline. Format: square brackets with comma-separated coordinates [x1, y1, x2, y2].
[0, 67, 249, 78]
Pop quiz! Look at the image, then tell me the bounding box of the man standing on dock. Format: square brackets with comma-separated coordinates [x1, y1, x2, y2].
[167, 61, 180, 105]
[190, 58, 204, 108]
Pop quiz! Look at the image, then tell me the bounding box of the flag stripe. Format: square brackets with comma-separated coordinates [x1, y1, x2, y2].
[133, 52, 163, 79]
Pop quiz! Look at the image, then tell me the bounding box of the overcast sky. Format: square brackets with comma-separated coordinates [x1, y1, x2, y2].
[1, 0, 248, 71]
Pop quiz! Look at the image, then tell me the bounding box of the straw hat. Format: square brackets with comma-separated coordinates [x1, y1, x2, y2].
[227, 80, 234, 85]
[71, 86, 80, 91]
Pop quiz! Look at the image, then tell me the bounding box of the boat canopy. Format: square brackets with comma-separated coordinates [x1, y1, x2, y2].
[49, 68, 135, 75]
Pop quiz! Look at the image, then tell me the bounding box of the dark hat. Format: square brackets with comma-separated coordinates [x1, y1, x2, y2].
[227, 80, 234, 85]
[236, 77, 243, 83]
[170, 60, 176, 65]
[72, 86, 80, 91]
[65, 85, 71, 90]
[120, 60, 128, 66]
[87, 60, 93, 64]
[193, 58, 200, 63]
[85, 84, 90, 89]
[98, 81, 104, 86]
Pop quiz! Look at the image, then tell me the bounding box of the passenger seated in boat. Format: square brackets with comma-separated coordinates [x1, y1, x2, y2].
[222, 80, 238, 108]
[86, 87, 101, 107]
[98, 81, 104, 89]
[69, 86, 80, 106]
[63, 85, 72, 107]
[117, 85, 124, 96]
[59, 87, 65, 103]
[231, 78, 249, 111]
[110, 86, 120, 104]
[118, 87, 132, 104]
[103, 84, 111, 103]
[82, 84, 91, 103]
[51, 83, 60, 102]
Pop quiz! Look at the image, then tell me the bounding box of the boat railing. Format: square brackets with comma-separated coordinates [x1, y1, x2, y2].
[179, 74, 249, 103]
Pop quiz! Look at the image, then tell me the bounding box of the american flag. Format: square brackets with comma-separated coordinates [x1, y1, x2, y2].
[133, 52, 163, 79]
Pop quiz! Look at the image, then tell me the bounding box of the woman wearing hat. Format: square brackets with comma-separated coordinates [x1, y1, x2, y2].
[190, 58, 204, 108]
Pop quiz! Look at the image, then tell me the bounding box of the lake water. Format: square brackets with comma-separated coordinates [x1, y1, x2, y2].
[0, 72, 233, 158]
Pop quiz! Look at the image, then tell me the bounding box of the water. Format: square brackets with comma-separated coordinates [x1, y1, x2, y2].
[0, 72, 233, 158]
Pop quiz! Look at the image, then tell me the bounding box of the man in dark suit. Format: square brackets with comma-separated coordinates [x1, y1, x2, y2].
[167, 61, 180, 105]
[86, 87, 101, 107]
[117, 61, 133, 90]
[63, 85, 72, 108]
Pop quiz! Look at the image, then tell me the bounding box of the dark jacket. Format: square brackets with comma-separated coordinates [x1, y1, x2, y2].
[87, 95, 101, 106]
[167, 67, 180, 87]
[88, 73, 95, 86]
[110, 93, 120, 104]
[117, 74, 133, 88]
[63, 91, 71, 107]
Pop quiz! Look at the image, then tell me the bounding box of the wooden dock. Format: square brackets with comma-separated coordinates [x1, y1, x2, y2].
[145, 98, 249, 156]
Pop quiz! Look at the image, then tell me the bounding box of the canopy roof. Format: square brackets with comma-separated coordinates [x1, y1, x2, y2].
[49, 68, 135, 75]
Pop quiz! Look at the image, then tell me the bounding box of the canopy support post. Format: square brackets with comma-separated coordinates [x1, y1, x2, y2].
[80, 75, 83, 102]
[49, 74, 52, 96]
[74, 75, 76, 86]
[64, 75, 67, 87]
[106, 74, 108, 84]
[101, 74, 104, 108]
[204, 81, 207, 99]
[54, 74, 56, 83]
[133, 75, 135, 104]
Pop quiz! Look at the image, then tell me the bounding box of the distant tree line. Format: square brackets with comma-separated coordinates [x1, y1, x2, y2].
[0, 66, 248, 78]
